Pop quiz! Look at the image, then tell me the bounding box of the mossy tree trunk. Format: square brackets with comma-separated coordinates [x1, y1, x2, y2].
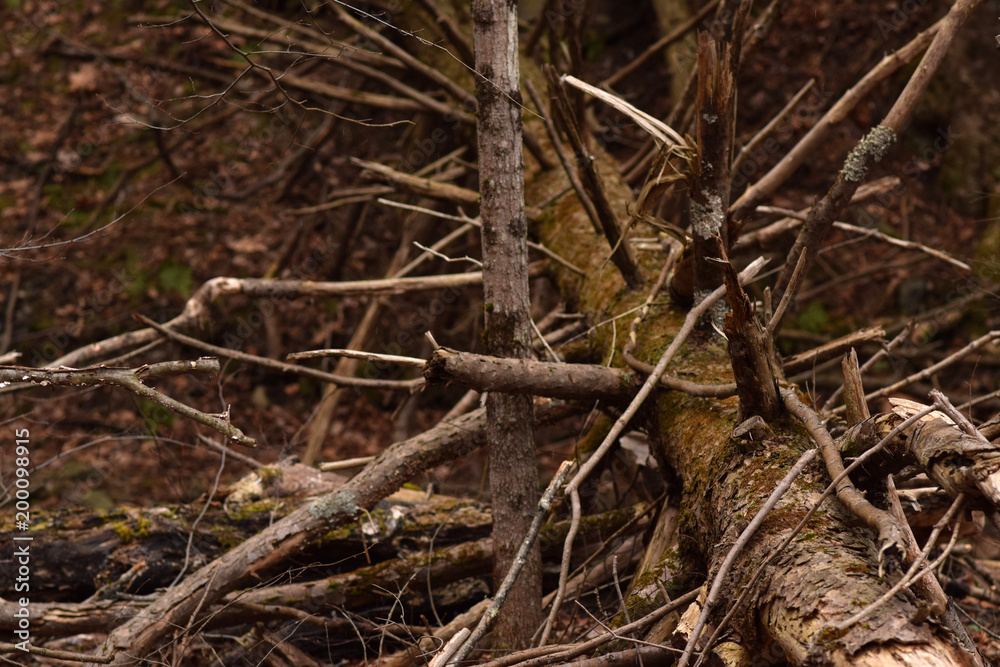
[527, 129, 985, 665]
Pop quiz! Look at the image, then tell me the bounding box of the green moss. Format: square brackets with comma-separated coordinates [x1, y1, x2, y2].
[225, 498, 283, 521]
[110, 519, 136, 542]
[257, 466, 282, 485]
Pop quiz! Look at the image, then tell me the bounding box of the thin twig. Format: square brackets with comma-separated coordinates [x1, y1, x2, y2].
[732, 78, 814, 177]
[544, 67, 645, 289]
[0, 644, 113, 664]
[0, 361, 254, 446]
[525, 78, 603, 236]
[766, 250, 807, 336]
[822, 322, 912, 412]
[429, 629, 470, 667]
[929, 388, 991, 444]
[136, 314, 423, 391]
[600, 0, 720, 89]
[833, 330, 1000, 414]
[327, 1, 476, 108]
[287, 348, 427, 367]
[319, 456, 376, 471]
[620, 246, 736, 397]
[479, 588, 700, 667]
[376, 198, 585, 276]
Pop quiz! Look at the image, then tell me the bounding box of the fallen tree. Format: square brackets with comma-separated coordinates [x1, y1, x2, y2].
[2, 0, 1000, 665]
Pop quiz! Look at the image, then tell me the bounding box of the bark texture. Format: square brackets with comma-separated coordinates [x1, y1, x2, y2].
[473, 0, 543, 649]
[527, 127, 987, 665]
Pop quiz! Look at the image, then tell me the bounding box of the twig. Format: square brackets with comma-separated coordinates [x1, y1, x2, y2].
[620, 245, 735, 400]
[832, 330, 1000, 414]
[319, 456, 376, 471]
[782, 388, 905, 570]
[187, 0, 394, 128]
[23, 103, 79, 235]
[412, 0, 474, 65]
[929, 388, 991, 444]
[448, 461, 573, 665]
[327, 1, 476, 108]
[287, 348, 427, 367]
[542, 498, 664, 609]
[885, 475, 949, 614]
[731, 177, 901, 251]
[479, 588, 700, 667]
[832, 220, 970, 271]
[781, 327, 886, 377]
[765, 251, 807, 336]
[832, 492, 965, 632]
[822, 324, 911, 413]
[752, 205, 971, 271]
[136, 314, 424, 391]
[0, 361, 254, 446]
[376, 198, 585, 275]
[196, 434, 263, 469]
[561, 75, 688, 150]
[0, 270, 21, 355]
[430, 629, 470, 667]
[574, 600, 670, 653]
[732, 79, 814, 177]
[412, 240, 482, 267]
[600, 0, 720, 89]
[353, 158, 483, 208]
[539, 257, 767, 646]
[544, 67, 645, 289]
[525, 78, 604, 236]
[28, 269, 524, 375]
[678, 448, 817, 667]
[0, 643, 113, 664]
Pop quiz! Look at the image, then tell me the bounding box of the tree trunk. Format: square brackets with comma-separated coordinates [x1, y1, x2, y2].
[473, 0, 543, 650]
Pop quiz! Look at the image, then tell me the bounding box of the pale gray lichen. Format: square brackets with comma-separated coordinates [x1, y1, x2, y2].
[842, 125, 896, 182]
[309, 489, 360, 520]
[691, 190, 724, 239]
[694, 288, 729, 334]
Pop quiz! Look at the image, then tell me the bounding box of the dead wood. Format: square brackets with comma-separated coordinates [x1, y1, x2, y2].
[425, 346, 638, 400]
[543, 66, 643, 290]
[10, 1, 997, 664]
[530, 109, 988, 664]
[92, 405, 490, 663]
[717, 248, 781, 422]
[772, 0, 983, 305]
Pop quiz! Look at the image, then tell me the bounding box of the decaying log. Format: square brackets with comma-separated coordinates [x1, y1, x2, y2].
[528, 92, 988, 667]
